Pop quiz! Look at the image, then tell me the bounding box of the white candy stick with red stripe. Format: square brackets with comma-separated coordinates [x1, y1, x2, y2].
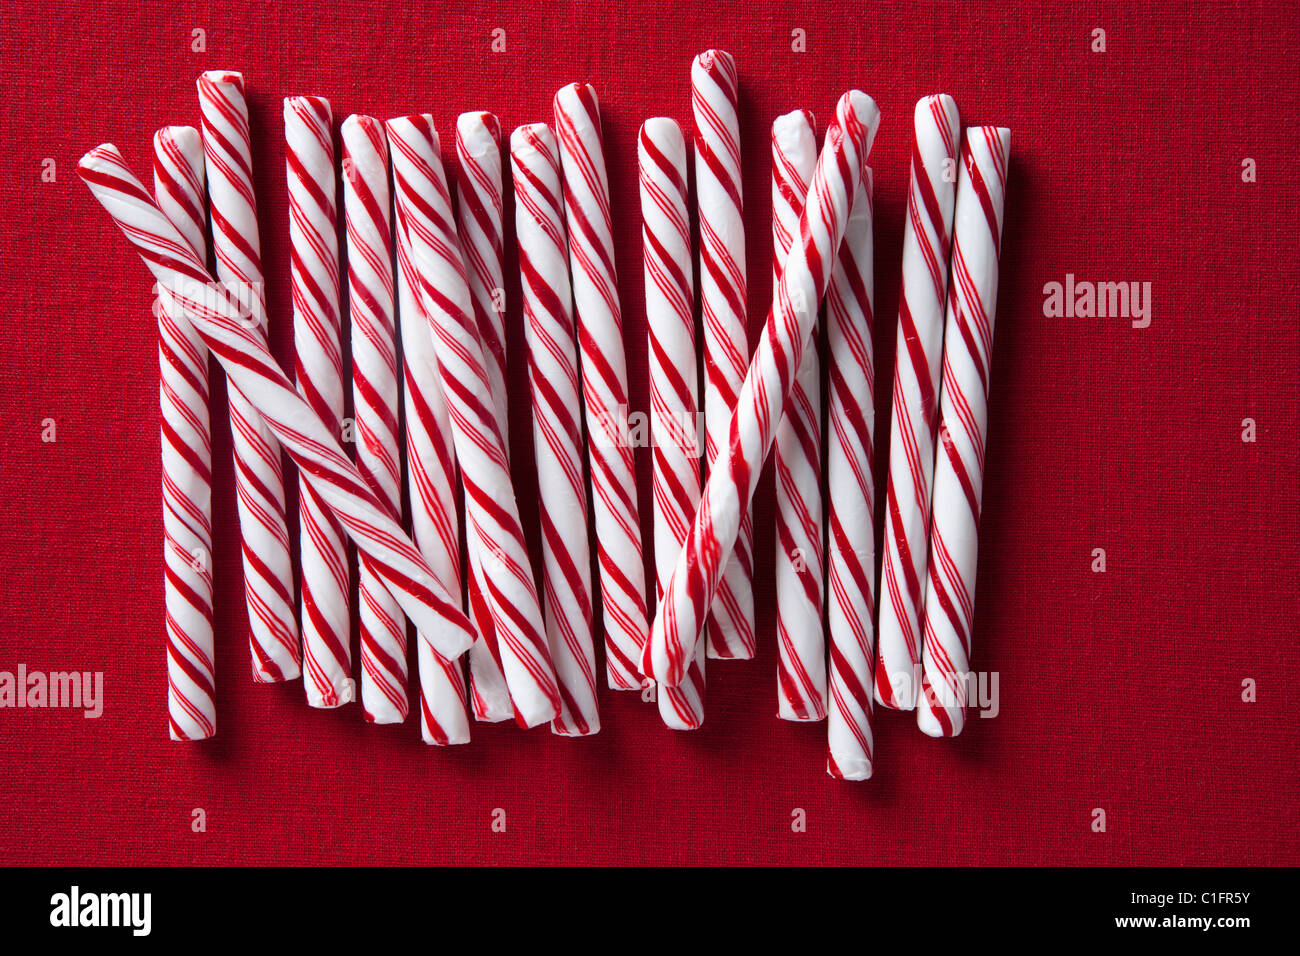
[197, 70, 300, 683]
[917, 126, 1011, 738]
[80, 144, 477, 661]
[393, 120, 509, 727]
[825, 168, 878, 780]
[876, 95, 961, 710]
[692, 49, 756, 661]
[395, 203, 473, 745]
[391, 118, 512, 728]
[640, 117, 705, 730]
[342, 115, 408, 724]
[511, 123, 601, 736]
[152, 125, 215, 740]
[284, 94, 352, 708]
[452, 111, 515, 722]
[643, 91, 880, 689]
[455, 112, 509, 436]
[387, 114, 561, 728]
[771, 108, 825, 721]
[553, 82, 651, 690]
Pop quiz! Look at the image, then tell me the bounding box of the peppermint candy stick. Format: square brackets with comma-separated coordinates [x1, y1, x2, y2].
[825, 168, 877, 780]
[771, 109, 825, 721]
[152, 126, 215, 740]
[553, 82, 651, 689]
[917, 126, 1011, 738]
[692, 49, 756, 660]
[642, 91, 880, 689]
[80, 145, 476, 660]
[196, 70, 300, 683]
[342, 115, 407, 723]
[453, 111, 514, 721]
[510, 123, 601, 736]
[387, 115, 561, 728]
[876, 95, 961, 710]
[396, 207, 472, 745]
[640, 118, 705, 729]
[284, 94, 352, 708]
[455, 112, 509, 433]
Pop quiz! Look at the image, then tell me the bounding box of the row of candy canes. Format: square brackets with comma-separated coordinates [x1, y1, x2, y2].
[82, 60, 1010, 775]
[81, 69, 644, 742]
[636, 77, 1013, 779]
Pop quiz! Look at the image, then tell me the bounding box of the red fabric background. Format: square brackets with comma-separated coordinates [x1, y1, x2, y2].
[2, 1, 1298, 865]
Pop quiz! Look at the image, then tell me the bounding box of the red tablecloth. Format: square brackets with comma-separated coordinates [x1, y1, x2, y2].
[2, 0, 1297, 865]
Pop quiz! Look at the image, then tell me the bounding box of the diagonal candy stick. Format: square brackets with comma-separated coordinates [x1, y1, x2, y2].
[197, 70, 301, 684]
[152, 125, 215, 740]
[387, 114, 561, 728]
[642, 91, 880, 688]
[284, 93, 353, 709]
[510, 122, 601, 737]
[80, 144, 476, 659]
[917, 126, 1011, 739]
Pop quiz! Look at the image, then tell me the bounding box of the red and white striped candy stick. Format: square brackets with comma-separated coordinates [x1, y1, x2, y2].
[284, 94, 352, 708]
[771, 108, 825, 721]
[395, 195, 472, 745]
[392, 120, 508, 727]
[387, 115, 561, 728]
[640, 117, 705, 730]
[553, 82, 651, 690]
[692, 49, 756, 661]
[510, 123, 601, 736]
[80, 145, 477, 661]
[917, 126, 1011, 738]
[876, 95, 961, 710]
[455, 112, 509, 429]
[642, 91, 880, 689]
[342, 115, 408, 723]
[825, 168, 878, 780]
[452, 111, 515, 722]
[152, 125, 215, 740]
[196, 71, 300, 683]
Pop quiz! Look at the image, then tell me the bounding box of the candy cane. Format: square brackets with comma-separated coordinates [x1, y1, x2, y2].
[387, 114, 561, 728]
[452, 111, 514, 722]
[80, 144, 477, 660]
[642, 91, 880, 689]
[825, 168, 877, 779]
[342, 115, 408, 723]
[692, 49, 756, 660]
[553, 82, 650, 689]
[640, 117, 705, 729]
[511, 123, 601, 736]
[917, 126, 1011, 738]
[284, 94, 352, 708]
[152, 125, 215, 740]
[770, 108, 825, 721]
[395, 195, 473, 745]
[875, 95, 961, 710]
[195, 71, 300, 683]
